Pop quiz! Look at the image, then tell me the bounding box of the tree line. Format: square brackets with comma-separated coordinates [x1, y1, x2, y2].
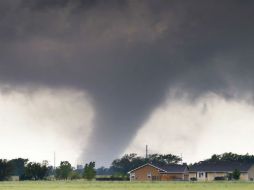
[97, 153, 182, 176]
[0, 158, 95, 181]
[205, 152, 254, 163]
[1, 152, 254, 181]
[97, 152, 254, 177]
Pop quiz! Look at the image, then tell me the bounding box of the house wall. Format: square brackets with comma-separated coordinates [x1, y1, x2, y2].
[207, 172, 226, 181]
[160, 173, 184, 181]
[197, 171, 206, 181]
[189, 171, 250, 181]
[184, 174, 189, 181]
[130, 165, 160, 181]
[189, 172, 228, 181]
[189, 172, 197, 180]
[130, 165, 188, 181]
[240, 172, 248, 181]
[206, 172, 248, 181]
[247, 165, 254, 181]
[183, 168, 189, 180]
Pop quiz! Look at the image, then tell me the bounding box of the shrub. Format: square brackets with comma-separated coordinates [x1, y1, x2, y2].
[96, 175, 129, 181]
[227, 173, 233, 180]
[214, 176, 225, 181]
[232, 169, 240, 180]
[190, 177, 197, 181]
[70, 171, 82, 180]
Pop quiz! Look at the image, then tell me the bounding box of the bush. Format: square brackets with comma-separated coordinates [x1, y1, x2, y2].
[96, 175, 129, 181]
[70, 171, 82, 180]
[227, 173, 233, 180]
[190, 177, 197, 181]
[214, 176, 226, 181]
[232, 169, 240, 180]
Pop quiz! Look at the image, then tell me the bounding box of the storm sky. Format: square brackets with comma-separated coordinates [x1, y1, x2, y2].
[1, 0, 254, 167]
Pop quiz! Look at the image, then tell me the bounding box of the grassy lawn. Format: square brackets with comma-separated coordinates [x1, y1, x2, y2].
[0, 181, 254, 190]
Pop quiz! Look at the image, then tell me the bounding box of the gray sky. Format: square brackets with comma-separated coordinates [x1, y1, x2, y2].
[1, 0, 254, 167]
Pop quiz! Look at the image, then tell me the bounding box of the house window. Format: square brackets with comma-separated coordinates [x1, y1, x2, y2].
[130, 173, 135, 180]
[199, 172, 204, 178]
[147, 172, 152, 179]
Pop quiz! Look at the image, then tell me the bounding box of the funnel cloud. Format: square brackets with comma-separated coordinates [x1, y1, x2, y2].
[0, 0, 254, 166]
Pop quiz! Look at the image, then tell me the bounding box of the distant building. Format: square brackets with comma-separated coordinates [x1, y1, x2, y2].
[8, 176, 19, 181]
[128, 163, 188, 181]
[189, 161, 254, 181]
[77, 164, 84, 170]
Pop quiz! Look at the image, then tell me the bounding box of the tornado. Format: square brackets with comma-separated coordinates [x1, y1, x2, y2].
[0, 0, 254, 166]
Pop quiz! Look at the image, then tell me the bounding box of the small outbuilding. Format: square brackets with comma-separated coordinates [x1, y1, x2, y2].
[8, 176, 19, 181]
[128, 163, 188, 181]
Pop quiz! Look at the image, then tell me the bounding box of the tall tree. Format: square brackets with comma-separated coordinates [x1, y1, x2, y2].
[83, 162, 96, 180]
[55, 161, 72, 180]
[110, 153, 182, 175]
[0, 159, 13, 181]
[25, 161, 49, 180]
[9, 158, 28, 180]
[148, 154, 182, 165]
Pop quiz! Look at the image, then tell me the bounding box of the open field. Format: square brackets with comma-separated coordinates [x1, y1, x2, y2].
[0, 181, 254, 190]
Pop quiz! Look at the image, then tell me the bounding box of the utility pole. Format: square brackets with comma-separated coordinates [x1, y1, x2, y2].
[146, 145, 148, 159]
[54, 152, 56, 170]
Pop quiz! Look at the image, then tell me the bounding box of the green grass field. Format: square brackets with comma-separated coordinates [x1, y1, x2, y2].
[0, 181, 254, 190]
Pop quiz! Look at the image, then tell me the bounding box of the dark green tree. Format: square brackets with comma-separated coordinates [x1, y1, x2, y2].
[205, 152, 254, 163]
[83, 162, 96, 180]
[0, 159, 13, 181]
[148, 154, 182, 165]
[9, 158, 28, 180]
[232, 169, 240, 180]
[96, 167, 113, 175]
[111, 154, 142, 175]
[55, 161, 72, 180]
[210, 154, 221, 161]
[25, 161, 49, 180]
[110, 153, 182, 175]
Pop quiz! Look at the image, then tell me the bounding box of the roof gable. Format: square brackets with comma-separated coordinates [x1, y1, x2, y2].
[128, 163, 167, 173]
[128, 163, 187, 174]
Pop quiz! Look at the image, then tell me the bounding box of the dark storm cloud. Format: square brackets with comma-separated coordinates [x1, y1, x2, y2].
[0, 0, 254, 165]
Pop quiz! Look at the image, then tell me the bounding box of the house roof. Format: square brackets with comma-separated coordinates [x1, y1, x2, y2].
[128, 163, 187, 174]
[153, 163, 188, 173]
[189, 161, 253, 172]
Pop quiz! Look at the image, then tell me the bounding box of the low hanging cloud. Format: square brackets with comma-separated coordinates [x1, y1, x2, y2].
[0, 86, 94, 165]
[0, 0, 254, 166]
[126, 92, 254, 163]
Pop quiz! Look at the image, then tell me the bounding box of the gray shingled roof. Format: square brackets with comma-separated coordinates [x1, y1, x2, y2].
[189, 162, 253, 172]
[152, 163, 188, 173]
